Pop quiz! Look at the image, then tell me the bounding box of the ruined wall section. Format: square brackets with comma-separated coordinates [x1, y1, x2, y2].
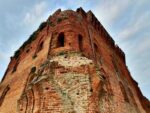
[76, 8, 147, 113]
[46, 9, 94, 60]
[85, 9, 125, 63]
[0, 7, 149, 113]
[0, 23, 52, 113]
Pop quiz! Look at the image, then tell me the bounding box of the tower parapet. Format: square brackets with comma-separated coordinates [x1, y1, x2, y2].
[0, 8, 149, 113]
[86, 10, 125, 63]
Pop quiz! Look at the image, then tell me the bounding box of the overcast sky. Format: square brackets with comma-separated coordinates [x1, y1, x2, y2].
[0, 0, 149, 100]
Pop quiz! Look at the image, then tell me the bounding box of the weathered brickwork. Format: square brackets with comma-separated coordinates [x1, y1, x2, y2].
[0, 7, 149, 113]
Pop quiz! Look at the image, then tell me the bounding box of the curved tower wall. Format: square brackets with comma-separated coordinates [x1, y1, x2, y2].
[0, 8, 149, 113]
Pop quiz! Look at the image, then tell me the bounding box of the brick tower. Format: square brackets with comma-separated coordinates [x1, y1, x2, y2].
[0, 8, 149, 113]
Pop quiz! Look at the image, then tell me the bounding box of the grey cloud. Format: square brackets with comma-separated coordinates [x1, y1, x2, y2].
[135, 37, 150, 54]
[23, 1, 47, 26]
[93, 0, 133, 26]
[118, 11, 150, 39]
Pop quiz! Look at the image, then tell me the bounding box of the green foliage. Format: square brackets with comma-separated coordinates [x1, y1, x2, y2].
[57, 18, 63, 23]
[47, 20, 55, 27]
[62, 91, 67, 96]
[24, 31, 38, 49]
[63, 16, 68, 20]
[59, 51, 66, 55]
[14, 50, 20, 59]
[13, 15, 67, 59]
[95, 65, 99, 71]
[13, 21, 47, 59]
[21, 21, 47, 50]
[57, 16, 68, 23]
[38, 21, 47, 31]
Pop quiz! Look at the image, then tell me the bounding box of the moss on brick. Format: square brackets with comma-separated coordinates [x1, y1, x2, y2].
[47, 20, 55, 27]
[38, 22, 47, 31]
[14, 50, 20, 59]
[13, 21, 48, 59]
[57, 16, 68, 24]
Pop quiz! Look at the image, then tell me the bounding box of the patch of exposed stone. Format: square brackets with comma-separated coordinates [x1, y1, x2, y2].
[53, 72, 91, 113]
[18, 52, 141, 113]
[18, 53, 98, 113]
[15, 50, 142, 113]
[50, 52, 93, 68]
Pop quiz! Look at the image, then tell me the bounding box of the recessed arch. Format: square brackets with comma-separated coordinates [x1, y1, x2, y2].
[12, 62, 19, 73]
[37, 41, 44, 52]
[94, 43, 98, 53]
[56, 32, 65, 48]
[78, 34, 83, 52]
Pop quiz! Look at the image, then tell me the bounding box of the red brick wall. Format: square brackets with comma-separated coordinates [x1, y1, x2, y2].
[0, 8, 148, 113]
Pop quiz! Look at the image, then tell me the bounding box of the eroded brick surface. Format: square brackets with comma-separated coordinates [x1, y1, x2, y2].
[0, 8, 149, 113]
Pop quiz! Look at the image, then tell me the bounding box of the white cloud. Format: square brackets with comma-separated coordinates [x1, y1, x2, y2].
[135, 37, 150, 55]
[118, 11, 150, 39]
[0, 52, 4, 59]
[0, 49, 12, 61]
[93, 0, 133, 25]
[66, 0, 88, 8]
[23, 1, 47, 25]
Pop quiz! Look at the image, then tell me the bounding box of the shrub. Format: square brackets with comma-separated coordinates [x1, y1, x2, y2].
[38, 22, 47, 31]
[59, 51, 66, 55]
[20, 30, 38, 50]
[13, 21, 47, 59]
[57, 17, 68, 23]
[14, 50, 20, 59]
[47, 21, 55, 27]
[57, 18, 63, 23]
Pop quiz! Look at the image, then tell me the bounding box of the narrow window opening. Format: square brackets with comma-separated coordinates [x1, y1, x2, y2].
[57, 33, 65, 47]
[94, 43, 99, 61]
[12, 62, 19, 73]
[112, 56, 120, 77]
[90, 88, 93, 92]
[30, 66, 36, 73]
[94, 43, 98, 53]
[37, 41, 44, 52]
[78, 34, 83, 52]
[119, 82, 129, 102]
[45, 87, 49, 90]
[0, 85, 10, 106]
